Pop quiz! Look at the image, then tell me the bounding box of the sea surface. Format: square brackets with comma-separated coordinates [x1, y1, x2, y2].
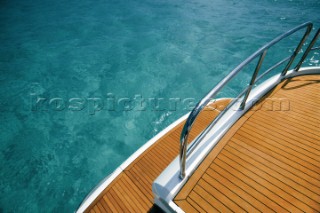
[0, 0, 319, 212]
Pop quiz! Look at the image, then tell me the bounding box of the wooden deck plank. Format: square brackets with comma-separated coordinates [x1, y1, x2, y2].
[232, 135, 320, 181]
[99, 197, 112, 212]
[175, 75, 320, 212]
[225, 145, 320, 200]
[232, 138, 319, 186]
[133, 157, 160, 179]
[281, 90, 320, 105]
[258, 109, 320, 134]
[248, 112, 320, 144]
[241, 119, 320, 157]
[190, 188, 226, 213]
[277, 90, 320, 106]
[126, 167, 153, 200]
[215, 158, 302, 212]
[243, 120, 320, 155]
[221, 149, 320, 211]
[93, 205, 101, 213]
[174, 200, 198, 213]
[228, 139, 320, 189]
[240, 125, 320, 164]
[250, 112, 320, 143]
[277, 100, 320, 115]
[125, 170, 153, 202]
[113, 182, 141, 212]
[254, 110, 320, 140]
[96, 203, 105, 212]
[247, 117, 320, 150]
[201, 173, 258, 212]
[272, 110, 320, 130]
[106, 189, 128, 212]
[278, 107, 320, 125]
[218, 154, 304, 212]
[129, 164, 154, 187]
[205, 166, 274, 212]
[186, 197, 206, 213]
[236, 129, 320, 173]
[279, 83, 320, 97]
[197, 178, 247, 212]
[209, 164, 285, 212]
[102, 195, 117, 212]
[120, 174, 151, 209]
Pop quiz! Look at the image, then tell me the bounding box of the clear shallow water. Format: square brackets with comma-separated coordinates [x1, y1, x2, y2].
[0, 0, 319, 212]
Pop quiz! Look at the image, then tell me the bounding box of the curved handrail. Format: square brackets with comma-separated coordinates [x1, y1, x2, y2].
[179, 22, 314, 179]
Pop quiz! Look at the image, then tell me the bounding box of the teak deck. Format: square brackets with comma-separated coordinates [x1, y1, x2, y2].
[174, 75, 320, 212]
[85, 99, 232, 213]
[85, 74, 320, 213]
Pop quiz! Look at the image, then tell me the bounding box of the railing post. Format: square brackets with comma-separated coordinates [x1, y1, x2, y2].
[294, 28, 320, 71]
[179, 132, 187, 179]
[281, 24, 313, 76]
[179, 106, 202, 179]
[240, 50, 267, 110]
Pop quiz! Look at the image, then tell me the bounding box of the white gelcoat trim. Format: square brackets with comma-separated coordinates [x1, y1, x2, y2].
[167, 200, 185, 213]
[152, 67, 320, 211]
[154, 197, 184, 213]
[286, 66, 320, 78]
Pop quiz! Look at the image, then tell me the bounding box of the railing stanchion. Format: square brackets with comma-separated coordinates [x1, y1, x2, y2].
[240, 50, 267, 110]
[294, 28, 320, 71]
[281, 25, 313, 76]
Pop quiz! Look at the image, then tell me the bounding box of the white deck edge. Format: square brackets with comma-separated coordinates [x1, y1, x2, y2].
[153, 67, 320, 212]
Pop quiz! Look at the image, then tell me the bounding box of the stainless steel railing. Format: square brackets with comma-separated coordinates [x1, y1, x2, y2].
[179, 22, 319, 179]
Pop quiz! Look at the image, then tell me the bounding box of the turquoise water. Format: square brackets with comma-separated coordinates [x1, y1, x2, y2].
[0, 0, 319, 212]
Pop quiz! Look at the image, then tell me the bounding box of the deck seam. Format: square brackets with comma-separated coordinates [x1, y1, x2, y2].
[236, 128, 320, 172]
[225, 144, 320, 197]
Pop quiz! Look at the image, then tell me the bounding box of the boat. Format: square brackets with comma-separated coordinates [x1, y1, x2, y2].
[77, 22, 320, 212]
